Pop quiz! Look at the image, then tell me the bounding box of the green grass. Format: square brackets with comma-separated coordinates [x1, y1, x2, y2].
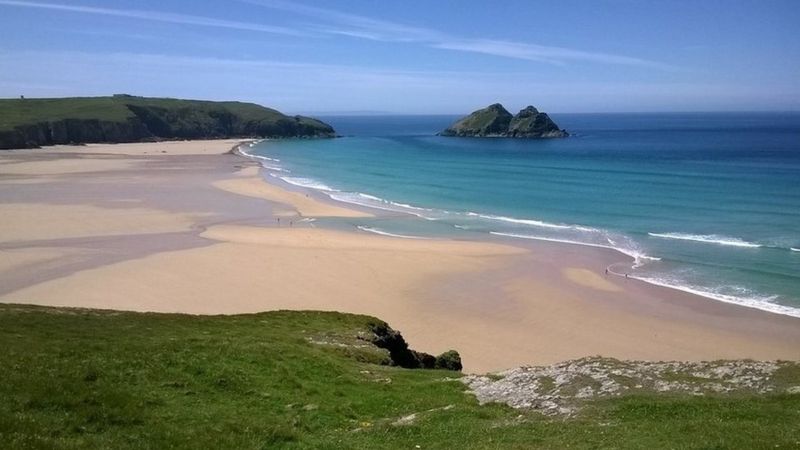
[0, 95, 334, 149]
[445, 103, 512, 135]
[1, 304, 798, 449]
[0, 95, 284, 131]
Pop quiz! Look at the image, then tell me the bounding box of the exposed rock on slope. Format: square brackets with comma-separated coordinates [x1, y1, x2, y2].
[440, 103, 568, 138]
[463, 357, 799, 416]
[366, 322, 463, 371]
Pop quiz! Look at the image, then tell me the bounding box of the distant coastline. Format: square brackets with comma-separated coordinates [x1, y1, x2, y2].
[0, 95, 336, 150]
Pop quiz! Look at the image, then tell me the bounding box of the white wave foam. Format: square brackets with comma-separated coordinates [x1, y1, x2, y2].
[357, 226, 429, 239]
[241, 152, 271, 164]
[631, 275, 800, 318]
[648, 232, 761, 248]
[237, 145, 259, 157]
[331, 192, 397, 210]
[237, 144, 279, 163]
[492, 232, 800, 318]
[468, 212, 598, 232]
[329, 192, 437, 220]
[391, 201, 431, 211]
[791, 247, 800, 252]
[262, 164, 289, 173]
[489, 232, 660, 266]
[279, 176, 336, 192]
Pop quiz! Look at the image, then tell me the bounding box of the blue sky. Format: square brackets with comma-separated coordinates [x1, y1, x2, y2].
[0, 0, 798, 114]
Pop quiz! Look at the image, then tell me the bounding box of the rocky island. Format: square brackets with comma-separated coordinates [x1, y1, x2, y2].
[439, 103, 568, 138]
[0, 95, 336, 149]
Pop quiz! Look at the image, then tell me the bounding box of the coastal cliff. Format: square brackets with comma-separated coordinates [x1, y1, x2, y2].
[0, 95, 336, 149]
[440, 103, 568, 138]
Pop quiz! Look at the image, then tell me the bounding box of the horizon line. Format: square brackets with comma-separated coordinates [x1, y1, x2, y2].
[1, 95, 797, 116]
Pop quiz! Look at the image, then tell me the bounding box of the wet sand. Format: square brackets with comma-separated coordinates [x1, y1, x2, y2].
[1, 139, 798, 373]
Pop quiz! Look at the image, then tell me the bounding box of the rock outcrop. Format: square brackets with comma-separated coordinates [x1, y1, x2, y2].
[463, 357, 799, 416]
[366, 322, 463, 371]
[440, 103, 568, 138]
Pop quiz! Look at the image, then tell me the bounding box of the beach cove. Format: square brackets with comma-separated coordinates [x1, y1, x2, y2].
[1, 139, 798, 373]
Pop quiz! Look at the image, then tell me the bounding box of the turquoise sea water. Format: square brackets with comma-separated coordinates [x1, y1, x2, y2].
[246, 113, 800, 317]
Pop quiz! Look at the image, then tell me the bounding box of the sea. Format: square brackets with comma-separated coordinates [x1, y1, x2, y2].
[243, 112, 800, 318]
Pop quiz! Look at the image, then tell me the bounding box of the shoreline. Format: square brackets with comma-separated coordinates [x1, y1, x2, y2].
[1, 139, 799, 373]
[237, 142, 800, 320]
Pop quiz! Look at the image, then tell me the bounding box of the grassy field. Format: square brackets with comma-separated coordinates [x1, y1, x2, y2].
[0, 304, 798, 449]
[0, 95, 287, 131]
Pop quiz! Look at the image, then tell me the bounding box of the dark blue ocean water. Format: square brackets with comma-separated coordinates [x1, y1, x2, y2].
[246, 113, 800, 317]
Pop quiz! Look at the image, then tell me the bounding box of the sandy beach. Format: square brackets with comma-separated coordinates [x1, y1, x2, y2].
[1, 139, 799, 373]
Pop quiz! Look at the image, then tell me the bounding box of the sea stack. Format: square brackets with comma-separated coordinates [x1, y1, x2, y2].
[439, 103, 568, 138]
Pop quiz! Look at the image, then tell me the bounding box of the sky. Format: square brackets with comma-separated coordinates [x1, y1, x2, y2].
[0, 0, 798, 114]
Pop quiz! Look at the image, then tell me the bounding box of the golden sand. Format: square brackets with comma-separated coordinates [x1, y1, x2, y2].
[2, 139, 799, 373]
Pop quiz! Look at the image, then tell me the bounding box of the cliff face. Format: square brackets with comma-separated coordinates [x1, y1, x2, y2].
[0, 96, 336, 149]
[440, 103, 568, 138]
[122, 104, 335, 140]
[0, 118, 152, 149]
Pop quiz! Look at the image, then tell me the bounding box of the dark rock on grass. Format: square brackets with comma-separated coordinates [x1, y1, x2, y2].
[366, 321, 461, 371]
[435, 350, 463, 371]
[508, 105, 568, 138]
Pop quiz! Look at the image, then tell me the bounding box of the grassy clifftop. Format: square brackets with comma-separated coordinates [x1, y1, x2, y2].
[0, 95, 335, 149]
[0, 304, 798, 448]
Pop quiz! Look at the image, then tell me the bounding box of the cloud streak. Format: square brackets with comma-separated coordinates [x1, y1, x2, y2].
[433, 39, 675, 69]
[2, 49, 778, 114]
[0, 0, 675, 69]
[0, 0, 305, 36]
[242, 0, 674, 69]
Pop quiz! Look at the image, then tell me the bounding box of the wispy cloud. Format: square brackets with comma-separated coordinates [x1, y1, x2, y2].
[0, 0, 305, 36]
[240, 0, 443, 42]
[0, 0, 675, 69]
[433, 39, 675, 70]
[242, 0, 674, 69]
[3, 49, 776, 113]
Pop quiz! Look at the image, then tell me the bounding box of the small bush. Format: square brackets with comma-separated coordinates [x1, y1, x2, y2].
[435, 350, 463, 371]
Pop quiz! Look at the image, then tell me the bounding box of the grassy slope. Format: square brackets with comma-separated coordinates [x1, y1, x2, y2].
[0, 96, 285, 132]
[0, 97, 133, 130]
[0, 304, 798, 449]
[447, 104, 511, 134]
